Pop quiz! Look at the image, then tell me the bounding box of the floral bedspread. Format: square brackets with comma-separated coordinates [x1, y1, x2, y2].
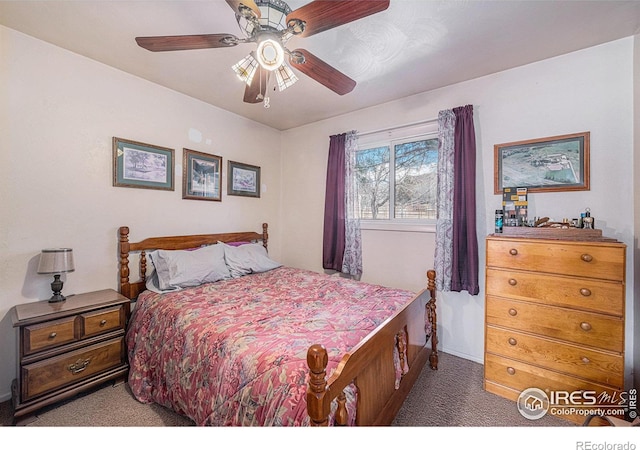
[126, 266, 416, 426]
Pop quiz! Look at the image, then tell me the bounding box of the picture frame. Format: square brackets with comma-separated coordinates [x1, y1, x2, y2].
[182, 149, 222, 201]
[227, 160, 261, 198]
[494, 132, 590, 194]
[113, 137, 174, 190]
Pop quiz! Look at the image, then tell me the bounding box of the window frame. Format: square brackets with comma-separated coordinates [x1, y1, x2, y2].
[356, 125, 439, 233]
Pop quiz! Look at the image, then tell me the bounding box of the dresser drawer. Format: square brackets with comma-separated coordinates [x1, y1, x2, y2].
[22, 316, 77, 355]
[484, 353, 622, 399]
[486, 238, 625, 281]
[80, 305, 125, 338]
[486, 296, 624, 352]
[485, 325, 623, 388]
[21, 337, 125, 401]
[485, 268, 624, 316]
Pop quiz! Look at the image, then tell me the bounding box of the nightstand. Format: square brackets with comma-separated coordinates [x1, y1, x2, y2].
[11, 289, 130, 424]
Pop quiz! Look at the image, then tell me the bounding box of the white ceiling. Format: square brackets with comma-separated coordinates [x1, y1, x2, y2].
[1, 0, 639, 130]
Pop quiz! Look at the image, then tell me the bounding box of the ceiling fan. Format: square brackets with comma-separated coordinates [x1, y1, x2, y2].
[135, 0, 390, 106]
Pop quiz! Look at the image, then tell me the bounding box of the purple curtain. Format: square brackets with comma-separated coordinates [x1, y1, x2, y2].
[322, 133, 346, 271]
[451, 105, 479, 295]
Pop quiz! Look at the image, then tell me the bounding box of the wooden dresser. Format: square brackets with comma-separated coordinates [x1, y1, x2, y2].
[11, 289, 130, 424]
[484, 234, 626, 424]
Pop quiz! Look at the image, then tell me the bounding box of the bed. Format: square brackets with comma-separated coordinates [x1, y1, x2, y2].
[118, 223, 438, 426]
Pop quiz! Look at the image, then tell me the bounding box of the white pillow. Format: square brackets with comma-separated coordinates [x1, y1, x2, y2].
[148, 244, 231, 291]
[219, 242, 281, 278]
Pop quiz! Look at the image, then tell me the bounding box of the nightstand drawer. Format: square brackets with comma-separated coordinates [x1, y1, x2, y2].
[486, 296, 624, 352]
[485, 325, 623, 388]
[485, 267, 624, 316]
[21, 337, 125, 401]
[81, 305, 125, 338]
[23, 316, 77, 355]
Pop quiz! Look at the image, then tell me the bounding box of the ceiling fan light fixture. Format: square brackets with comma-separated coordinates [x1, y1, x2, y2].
[256, 37, 284, 71]
[232, 53, 259, 85]
[275, 63, 298, 91]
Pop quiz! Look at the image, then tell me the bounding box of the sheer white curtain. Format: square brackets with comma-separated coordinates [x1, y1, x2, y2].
[342, 130, 362, 278]
[434, 110, 455, 292]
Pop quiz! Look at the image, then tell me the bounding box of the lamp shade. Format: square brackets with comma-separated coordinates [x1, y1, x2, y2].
[37, 248, 75, 274]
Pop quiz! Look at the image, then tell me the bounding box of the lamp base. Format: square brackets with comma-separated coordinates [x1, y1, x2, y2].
[49, 274, 66, 303]
[49, 293, 66, 303]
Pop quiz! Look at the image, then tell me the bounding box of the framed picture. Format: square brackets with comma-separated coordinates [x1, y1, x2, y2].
[227, 160, 261, 198]
[494, 132, 590, 194]
[113, 137, 174, 190]
[182, 149, 222, 201]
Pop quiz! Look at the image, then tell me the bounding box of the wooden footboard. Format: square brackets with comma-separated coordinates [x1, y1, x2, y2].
[307, 270, 438, 426]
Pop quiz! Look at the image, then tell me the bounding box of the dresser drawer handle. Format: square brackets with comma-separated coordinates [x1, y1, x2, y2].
[509, 248, 518, 256]
[581, 253, 593, 262]
[48, 332, 57, 339]
[508, 308, 518, 316]
[508, 278, 517, 286]
[506, 367, 516, 375]
[581, 357, 590, 364]
[100, 319, 107, 326]
[580, 322, 592, 332]
[580, 288, 592, 297]
[67, 358, 91, 375]
[508, 337, 517, 346]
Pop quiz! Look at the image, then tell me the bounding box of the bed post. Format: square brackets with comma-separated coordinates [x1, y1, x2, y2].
[306, 344, 330, 426]
[426, 269, 438, 370]
[262, 223, 268, 249]
[119, 226, 131, 299]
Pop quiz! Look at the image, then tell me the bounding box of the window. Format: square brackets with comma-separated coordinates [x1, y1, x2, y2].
[355, 123, 438, 224]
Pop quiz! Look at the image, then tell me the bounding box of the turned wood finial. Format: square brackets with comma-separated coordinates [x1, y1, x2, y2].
[306, 344, 330, 426]
[262, 223, 268, 249]
[427, 269, 436, 292]
[119, 227, 130, 298]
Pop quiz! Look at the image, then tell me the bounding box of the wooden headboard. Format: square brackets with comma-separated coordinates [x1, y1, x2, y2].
[118, 223, 269, 300]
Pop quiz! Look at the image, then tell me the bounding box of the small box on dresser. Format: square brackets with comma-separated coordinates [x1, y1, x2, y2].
[11, 289, 130, 425]
[484, 233, 626, 425]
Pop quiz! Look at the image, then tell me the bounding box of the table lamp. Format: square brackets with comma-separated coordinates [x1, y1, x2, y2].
[37, 248, 75, 302]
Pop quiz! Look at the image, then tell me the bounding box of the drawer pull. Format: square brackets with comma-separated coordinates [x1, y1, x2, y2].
[100, 319, 107, 326]
[508, 337, 517, 346]
[48, 332, 57, 339]
[581, 253, 593, 263]
[508, 308, 518, 316]
[580, 322, 592, 331]
[67, 358, 91, 375]
[508, 278, 517, 286]
[581, 357, 590, 364]
[580, 288, 592, 297]
[507, 367, 516, 375]
[509, 248, 518, 256]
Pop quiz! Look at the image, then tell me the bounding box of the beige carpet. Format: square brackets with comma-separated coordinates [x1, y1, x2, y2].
[0, 352, 571, 427]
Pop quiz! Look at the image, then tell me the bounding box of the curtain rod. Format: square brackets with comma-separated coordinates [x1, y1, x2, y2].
[358, 117, 439, 137]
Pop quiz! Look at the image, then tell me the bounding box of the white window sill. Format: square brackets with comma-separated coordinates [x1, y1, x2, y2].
[359, 221, 436, 233]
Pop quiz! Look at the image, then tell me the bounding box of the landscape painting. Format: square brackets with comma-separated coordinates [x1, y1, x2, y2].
[494, 132, 590, 194]
[113, 137, 174, 191]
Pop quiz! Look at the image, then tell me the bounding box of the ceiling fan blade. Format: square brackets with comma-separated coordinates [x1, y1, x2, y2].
[286, 0, 390, 38]
[289, 49, 356, 95]
[136, 34, 239, 52]
[225, 0, 261, 18]
[244, 66, 270, 103]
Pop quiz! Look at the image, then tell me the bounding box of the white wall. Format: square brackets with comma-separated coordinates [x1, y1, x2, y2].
[0, 26, 283, 401]
[281, 38, 637, 381]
